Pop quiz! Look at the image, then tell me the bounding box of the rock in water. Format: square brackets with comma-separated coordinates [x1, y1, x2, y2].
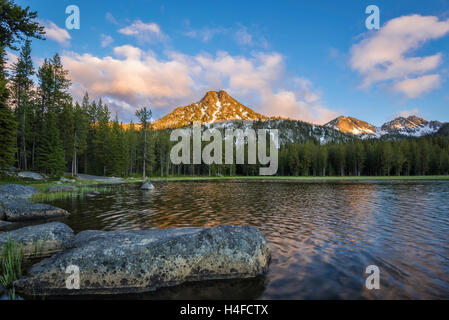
[140, 181, 155, 190]
[0, 184, 39, 200]
[0, 200, 70, 222]
[17, 171, 44, 180]
[0, 220, 13, 231]
[0, 222, 74, 259]
[46, 185, 76, 193]
[14, 225, 271, 296]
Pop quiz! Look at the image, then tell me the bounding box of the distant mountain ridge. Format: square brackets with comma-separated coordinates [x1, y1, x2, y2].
[325, 116, 377, 136]
[151, 90, 445, 140]
[325, 115, 445, 138]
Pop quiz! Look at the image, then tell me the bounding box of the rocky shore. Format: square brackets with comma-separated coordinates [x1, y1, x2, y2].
[0, 184, 70, 225]
[0, 182, 271, 298]
[0, 222, 74, 259]
[5, 224, 270, 297]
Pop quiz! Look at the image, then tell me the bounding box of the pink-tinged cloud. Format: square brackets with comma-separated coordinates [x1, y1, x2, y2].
[118, 20, 167, 43]
[100, 34, 114, 47]
[40, 20, 71, 46]
[392, 74, 441, 98]
[393, 108, 421, 119]
[62, 46, 336, 124]
[350, 15, 449, 98]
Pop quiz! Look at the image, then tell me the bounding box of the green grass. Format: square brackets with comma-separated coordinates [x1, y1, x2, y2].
[0, 174, 144, 202]
[30, 186, 119, 202]
[0, 236, 23, 288]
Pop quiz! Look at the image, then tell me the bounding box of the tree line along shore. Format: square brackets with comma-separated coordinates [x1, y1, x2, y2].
[1, 1, 449, 179]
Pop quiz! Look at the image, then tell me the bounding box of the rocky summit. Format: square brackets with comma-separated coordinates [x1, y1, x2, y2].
[14, 225, 271, 296]
[152, 90, 267, 130]
[325, 116, 377, 136]
[325, 115, 445, 138]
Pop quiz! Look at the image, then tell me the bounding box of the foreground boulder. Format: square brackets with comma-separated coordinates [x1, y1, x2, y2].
[0, 200, 70, 222]
[0, 222, 74, 259]
[140, 181, 155, 190]
[14, 225, 270, 296]
[0, 184, 39, 201]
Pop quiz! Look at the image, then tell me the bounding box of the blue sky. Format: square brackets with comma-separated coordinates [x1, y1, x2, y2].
[12, 0, 449, 125]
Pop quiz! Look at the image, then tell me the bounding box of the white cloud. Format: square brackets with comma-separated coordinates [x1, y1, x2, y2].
[393, 108, 421, 119]
[40, 20, 71, 46]
[392, 74, 441, 98]
[183, 25, 227, 42]
[100, 34, 114, 47]
[62, 46, 335, 124]
[234, 26, 253, 46]
[105, 12, 118, 25]
[349, 14, 449, 98]
[5, 51, 18, 71]
[118, 20, 167, 43]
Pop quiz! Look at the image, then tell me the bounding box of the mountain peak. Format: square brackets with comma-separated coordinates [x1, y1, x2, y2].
[152, 90, 266, 129]
[199, 90, 219, 106]
[325, 115, 377, 135]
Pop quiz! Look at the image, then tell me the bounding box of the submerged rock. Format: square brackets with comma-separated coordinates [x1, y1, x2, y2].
[0, 200, 70, 222]
[14, 225, 271, 296]
[0, 184, 39, 201]
[0, 222, 74, 259]
[0, 220, 13, 231]
[140, 181, 155, 190]
[85, 190, 100, 198]
[46, 185, 76, 193]
[18, 171, 44, 180]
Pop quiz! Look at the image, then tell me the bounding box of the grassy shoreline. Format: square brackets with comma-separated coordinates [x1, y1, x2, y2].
[1, 175, 448, 202]
[151, 175, 449, 181]
[0, 177, 145, 202]
[2, 175, 449, 188]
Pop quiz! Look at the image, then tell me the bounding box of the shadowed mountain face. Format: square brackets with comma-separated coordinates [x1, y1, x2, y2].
[381, 116, 443, 134]
[326, 115, 445, 138]
[152, 90, 267, 130]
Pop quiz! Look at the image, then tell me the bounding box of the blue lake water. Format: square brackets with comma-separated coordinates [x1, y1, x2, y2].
[48, 180, 449, 299]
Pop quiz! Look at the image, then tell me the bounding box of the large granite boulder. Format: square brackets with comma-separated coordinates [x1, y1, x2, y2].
[0, 200, 70, 222]
[18, 171, 44, 180]
[0, 222, 74, 259]
[0, 184, 39, 201]
[46, 185, 76, 193]
[14, 225, 271, 296]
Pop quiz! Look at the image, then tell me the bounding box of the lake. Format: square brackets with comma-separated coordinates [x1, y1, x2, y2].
[48, 180, 449, 299]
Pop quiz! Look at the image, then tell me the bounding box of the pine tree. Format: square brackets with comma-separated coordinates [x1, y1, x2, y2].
[0, 47, 16, 168]
[72, 101, 88, 175]
[11, 40, 34, 169]
[35, 111, 65, 176]
[136, 107, 152, 178]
